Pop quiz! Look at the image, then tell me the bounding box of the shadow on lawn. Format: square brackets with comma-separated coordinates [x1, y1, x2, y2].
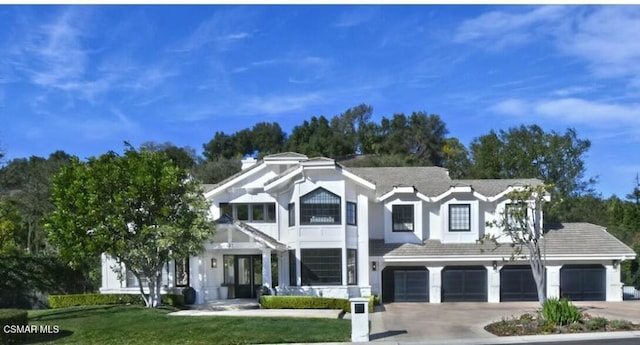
[20, 329, 74, 344]
[30, 304, 123, 322]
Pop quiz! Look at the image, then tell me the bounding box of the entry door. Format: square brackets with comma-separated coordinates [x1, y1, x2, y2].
[234, 255, 262, 298]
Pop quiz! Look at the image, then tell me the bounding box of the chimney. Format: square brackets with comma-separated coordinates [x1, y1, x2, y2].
[241, 157, 257, 170]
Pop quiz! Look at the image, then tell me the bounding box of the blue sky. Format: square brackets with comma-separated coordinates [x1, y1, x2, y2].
[1, 5, 639, 198]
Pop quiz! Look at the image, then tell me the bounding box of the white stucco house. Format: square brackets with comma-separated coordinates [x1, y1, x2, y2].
[100, 152, 636, 303]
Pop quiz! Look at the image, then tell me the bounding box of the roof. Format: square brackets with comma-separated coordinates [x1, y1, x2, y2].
[452, 179, 544, 197]
[370, 222, 636, 258]
[264, 152, 308, 160]
[347, 166, 452, 197]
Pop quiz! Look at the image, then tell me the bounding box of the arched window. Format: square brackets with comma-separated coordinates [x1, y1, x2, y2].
[300, 187, 341, 225]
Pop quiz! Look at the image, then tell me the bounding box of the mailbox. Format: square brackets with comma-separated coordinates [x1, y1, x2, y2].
[349, 297, 370, 342]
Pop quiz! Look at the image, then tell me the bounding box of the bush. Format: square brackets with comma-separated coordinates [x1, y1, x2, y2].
[541, 298, 582, 326]
[0, 309, 28, 345]
[538, 320, 557, 333]
[585, 317, 608, 331]
[48, 293, 184, 308]
[260, 295, 375, 313]
[568, 322, 584, 332]
[609, 319, 632, 330]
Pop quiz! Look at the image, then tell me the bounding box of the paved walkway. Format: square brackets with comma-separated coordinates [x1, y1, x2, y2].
[170, 308, 344, 318]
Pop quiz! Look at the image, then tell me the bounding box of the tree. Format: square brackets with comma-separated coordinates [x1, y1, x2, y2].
[139, 141, 197, 170]
[469, 125, 596, 222]
[483, 184, 551, 304]
[45, 145, 215, 307]
[441, 138, 471, 179]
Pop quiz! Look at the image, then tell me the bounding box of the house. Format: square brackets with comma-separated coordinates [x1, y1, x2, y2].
[100, 152, 636, 303]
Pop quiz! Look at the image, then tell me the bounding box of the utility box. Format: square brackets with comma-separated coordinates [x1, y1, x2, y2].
[349, 297, 370, 342]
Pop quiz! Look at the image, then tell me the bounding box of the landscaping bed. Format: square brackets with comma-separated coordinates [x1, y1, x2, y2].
[486, 298, 640, 336]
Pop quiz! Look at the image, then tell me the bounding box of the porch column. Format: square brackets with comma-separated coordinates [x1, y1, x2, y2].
[429, 266, 443, 303]
[262, 248, 272, 289]
[487, 264, 500, 303]
[546, 265, 561, 299]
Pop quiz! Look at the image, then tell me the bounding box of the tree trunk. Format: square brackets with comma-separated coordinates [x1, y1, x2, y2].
[137, 276, 150, 307]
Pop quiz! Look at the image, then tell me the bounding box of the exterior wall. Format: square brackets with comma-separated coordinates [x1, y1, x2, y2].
[440, 196, 480, 243]
[384, 195, 423, 244]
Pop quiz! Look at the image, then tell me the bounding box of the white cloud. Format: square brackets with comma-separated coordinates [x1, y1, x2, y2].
[333, 7, 378, 28]
[453, 6, 569, 49]
[492, 97, 640, 129]
[557, 7, 640, 83]
[491, 99, 528, 116]
[241, 93, 324, 115]
[169, 9, 253, 53]
[552, 86, 596, 97]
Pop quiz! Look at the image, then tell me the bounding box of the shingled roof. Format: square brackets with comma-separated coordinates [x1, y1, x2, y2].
[347, 166, 452, 197]
[370, 223, 635, 258]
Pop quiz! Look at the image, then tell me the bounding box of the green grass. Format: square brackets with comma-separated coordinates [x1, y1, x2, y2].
[25, 305, 350, 344]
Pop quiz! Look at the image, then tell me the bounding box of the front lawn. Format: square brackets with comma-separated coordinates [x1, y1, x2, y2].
[25, 305, 350, 344]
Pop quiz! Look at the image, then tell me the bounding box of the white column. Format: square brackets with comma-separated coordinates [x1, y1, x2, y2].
[429, 266, 443, 303]
[546, 265, 561, 299]
[262, 248, 272, 289]
[487, 264, 500, 303]
[606, 263, 623, 302]
[357, 194, 370, 290]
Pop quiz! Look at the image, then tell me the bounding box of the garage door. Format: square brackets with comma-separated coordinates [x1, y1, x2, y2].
[382, 267, 429, 302]
[501, 265, 538, 301]
[442, 266, 487, 302]
[560, 264, 605, 301]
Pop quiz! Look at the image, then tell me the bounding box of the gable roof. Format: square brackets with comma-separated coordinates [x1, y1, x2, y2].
[347, 166, 452, 198]
[369, 222, 636, 259]
[452, 179, 544, 197]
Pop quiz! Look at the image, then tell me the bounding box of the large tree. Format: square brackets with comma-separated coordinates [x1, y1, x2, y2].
[469, 125, 595, 222]
[46, 145, 215, 307]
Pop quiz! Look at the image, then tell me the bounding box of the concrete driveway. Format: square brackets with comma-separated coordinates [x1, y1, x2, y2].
[369, 301, 640, 342]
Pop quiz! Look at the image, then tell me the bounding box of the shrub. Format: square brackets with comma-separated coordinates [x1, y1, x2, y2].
[0, 309, 28, 345]
[541, 298, 582, 326]
[608, 319, 632, 330]
[48, 293, 184, 308]
[260, 295, 375, 313]
[585, 317, 608, 331]
[568, 322, 584, 332]
[538, 320, 557, 333]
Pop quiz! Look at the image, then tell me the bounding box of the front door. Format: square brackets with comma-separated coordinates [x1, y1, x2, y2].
[234, 255, 262, 298]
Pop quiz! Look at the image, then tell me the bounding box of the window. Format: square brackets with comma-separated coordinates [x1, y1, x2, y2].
[288, 250, 297, 286]
[222, 203, 276, 223]
[347, 249, 357, 285]
[220, 203, 232, 217]
[175, 258, 189, 287]
[252, 204, 265, 221]
[449, 204, 471, 232]
[300, 188, 341, 225]
[126, 269, 147, 288]
[301, 249, 342, 285]
[506, 202, 527, 230]
[392, 204, 414, 232]
[288, 203, 295, 227]
[223, 255, 234, 285]
[266, 204, 276, 222]
[347, 202, 357, 225]
[236, 204, 249, 221]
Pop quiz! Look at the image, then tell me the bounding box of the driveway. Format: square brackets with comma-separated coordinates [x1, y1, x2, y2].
[369, 301, 640, 342]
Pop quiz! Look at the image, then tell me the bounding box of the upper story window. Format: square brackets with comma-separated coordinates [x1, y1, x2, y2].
[506, 202, 527, 230]
[449, 204, 471, 232]
[300, 188, 341, 225]
[288, 203, 295, 227]
[392, 204, 414, 232]
[220, 203, 276, 223]
[347, 202, 357, 225]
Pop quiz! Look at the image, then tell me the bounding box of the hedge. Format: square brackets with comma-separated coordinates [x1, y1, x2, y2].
[48, 293, 184, 309]
[260, 295, 375, 313]
[0, 309, 28, 345]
